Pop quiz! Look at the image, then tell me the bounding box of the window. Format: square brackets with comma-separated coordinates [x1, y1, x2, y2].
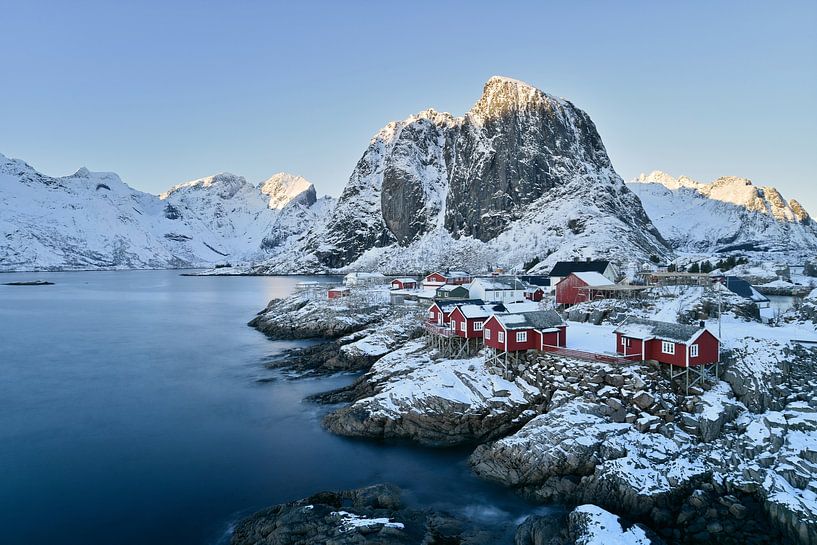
[690, 344, 699, 358]
[428, 310, 434, 319]
[516, 331, 527, 343]
[662, 341, 675, 355]
[485, 329, 491, 340]
[460, 321, 466, 332]
[474, 321, 483, 331]
[621, 336, 629, 347]
[498, 331, 505, 343]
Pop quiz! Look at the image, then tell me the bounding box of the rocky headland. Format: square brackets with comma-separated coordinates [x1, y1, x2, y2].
[245, 289, 817, 544]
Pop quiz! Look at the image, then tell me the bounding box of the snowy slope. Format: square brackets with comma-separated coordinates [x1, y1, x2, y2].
[629, 171, 817, 258]
[0, 153, 330, 271]
[256, 76, 671, 274]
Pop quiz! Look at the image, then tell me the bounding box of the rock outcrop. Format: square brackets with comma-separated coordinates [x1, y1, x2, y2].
[322, 340, 545, 446]
[230, 484, 507, 545]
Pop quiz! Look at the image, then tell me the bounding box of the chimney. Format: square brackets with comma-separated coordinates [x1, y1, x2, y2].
[573, 257, 579, 262]
[699, 320, 705, 329]
[586, 257, 591, 262]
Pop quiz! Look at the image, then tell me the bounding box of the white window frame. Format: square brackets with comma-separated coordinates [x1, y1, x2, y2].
[662, 341, 675, 355]
[690, 344, 699, 358]
[516, 331, 527, 343]
[473, 321, 483, 331]
[485, 328, 491, 340]
[498, 331, 505, 343]
[460, 321, 466, 332]
[428, 310, 434, 319]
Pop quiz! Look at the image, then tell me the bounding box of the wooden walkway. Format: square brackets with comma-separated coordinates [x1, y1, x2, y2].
[540, 345, 641, 364]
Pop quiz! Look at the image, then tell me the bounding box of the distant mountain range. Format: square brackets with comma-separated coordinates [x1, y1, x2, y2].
[0, 154, 332, 271]
[2, 77, 815, 273]
[629, 171, 817, 257]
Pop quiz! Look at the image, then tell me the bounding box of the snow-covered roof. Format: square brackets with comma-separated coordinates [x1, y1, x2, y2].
[614, 317, 712, 344]
[447, 270, 471, 278]
[474, 277, 525, 290]
[572, 271, 613, 287]
[436, 284, 469, 292]
[503, 301, 540, 313]
[456, 304, 494, 319]
[391, 277, 417, 283]
[495, 310, 565, 330]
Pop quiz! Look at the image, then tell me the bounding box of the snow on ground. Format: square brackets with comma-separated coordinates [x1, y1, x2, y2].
[332, 511, 405, 531]
[564, 321, 619, 354]
[570, 504, 653, 545]
[359, 340, 539, 417]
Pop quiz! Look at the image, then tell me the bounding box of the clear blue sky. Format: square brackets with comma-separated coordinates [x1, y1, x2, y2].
[1, 1, 816, 212]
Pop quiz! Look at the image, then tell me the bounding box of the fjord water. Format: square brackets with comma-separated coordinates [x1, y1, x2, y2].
[0, 271, 537, 545]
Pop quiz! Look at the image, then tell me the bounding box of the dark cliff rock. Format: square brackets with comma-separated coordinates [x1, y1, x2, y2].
[306, 76, 669, 269]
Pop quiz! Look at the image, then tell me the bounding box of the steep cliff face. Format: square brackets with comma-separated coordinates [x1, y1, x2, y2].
[629, 171, 817, 255]
[301, 76, 669, 272]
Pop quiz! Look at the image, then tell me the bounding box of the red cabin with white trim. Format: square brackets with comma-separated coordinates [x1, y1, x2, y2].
[448, 304, 492, 339]
[614, 318, 719, 366]
[390, 278, 417, 290]
[483, 310, 567, 352]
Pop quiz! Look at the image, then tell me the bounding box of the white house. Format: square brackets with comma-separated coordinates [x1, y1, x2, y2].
[469, 277, 527, 304]
[343, 272, 386, 287]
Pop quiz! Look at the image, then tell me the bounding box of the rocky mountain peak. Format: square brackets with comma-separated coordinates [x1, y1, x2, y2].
[469, 76, 564, 123]
[259, 172, 316, 209]
[160, 172, 251, 201]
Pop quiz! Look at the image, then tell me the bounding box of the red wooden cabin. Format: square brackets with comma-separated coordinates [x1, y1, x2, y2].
[555, 272, 613, 306]
[327, 287, 350, 299]
[390, 278, 417, 290]
[483, 310, 567, 352]
[524, 286, 545, 302]
[614, 318, 719, 366]
[448, 304, 493, 339]
[427, 299, 484, 326]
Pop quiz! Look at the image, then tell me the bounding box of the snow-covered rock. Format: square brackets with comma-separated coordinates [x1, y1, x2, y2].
[323, 340, 544, 446]
[630, 171, 817, 259]
[568, 504, 660, 545]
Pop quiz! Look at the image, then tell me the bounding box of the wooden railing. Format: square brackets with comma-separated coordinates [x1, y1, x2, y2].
[540, 345, 641, 364]
[423, 321, 458, 337]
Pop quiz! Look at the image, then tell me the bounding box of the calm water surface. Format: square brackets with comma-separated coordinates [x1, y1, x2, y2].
[0, 270, 539, 545]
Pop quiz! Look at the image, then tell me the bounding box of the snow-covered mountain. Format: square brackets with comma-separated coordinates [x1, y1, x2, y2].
[629, 171, 817, 257]
[0, 153, 330, 271]
[257, 76, 671, 273]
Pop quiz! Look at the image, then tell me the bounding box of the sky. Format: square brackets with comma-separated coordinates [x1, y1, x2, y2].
[1, 0, 816, 212]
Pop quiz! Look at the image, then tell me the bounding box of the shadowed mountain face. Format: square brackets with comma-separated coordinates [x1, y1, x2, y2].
[309, 77, 668, 269]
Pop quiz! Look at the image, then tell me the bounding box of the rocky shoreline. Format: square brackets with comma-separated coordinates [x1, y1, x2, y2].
[245, 290, 817, 544]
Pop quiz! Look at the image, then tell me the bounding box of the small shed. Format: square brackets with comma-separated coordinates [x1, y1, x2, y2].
[328, 287, 351, 299]
[390, 277, 418, 290]
[524, 286, 545, 302]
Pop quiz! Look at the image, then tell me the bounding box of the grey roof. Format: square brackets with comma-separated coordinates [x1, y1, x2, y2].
[496, 310, 566, 330]
[474, 277, 527, 290]
[549, 260, 610, 278]
[614, 317, 705, 343]
[432, 298, 484, 312]
[725, 276, 769, 303]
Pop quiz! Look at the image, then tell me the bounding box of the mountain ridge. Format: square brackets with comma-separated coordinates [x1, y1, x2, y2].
[629, 170, 817, 256]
